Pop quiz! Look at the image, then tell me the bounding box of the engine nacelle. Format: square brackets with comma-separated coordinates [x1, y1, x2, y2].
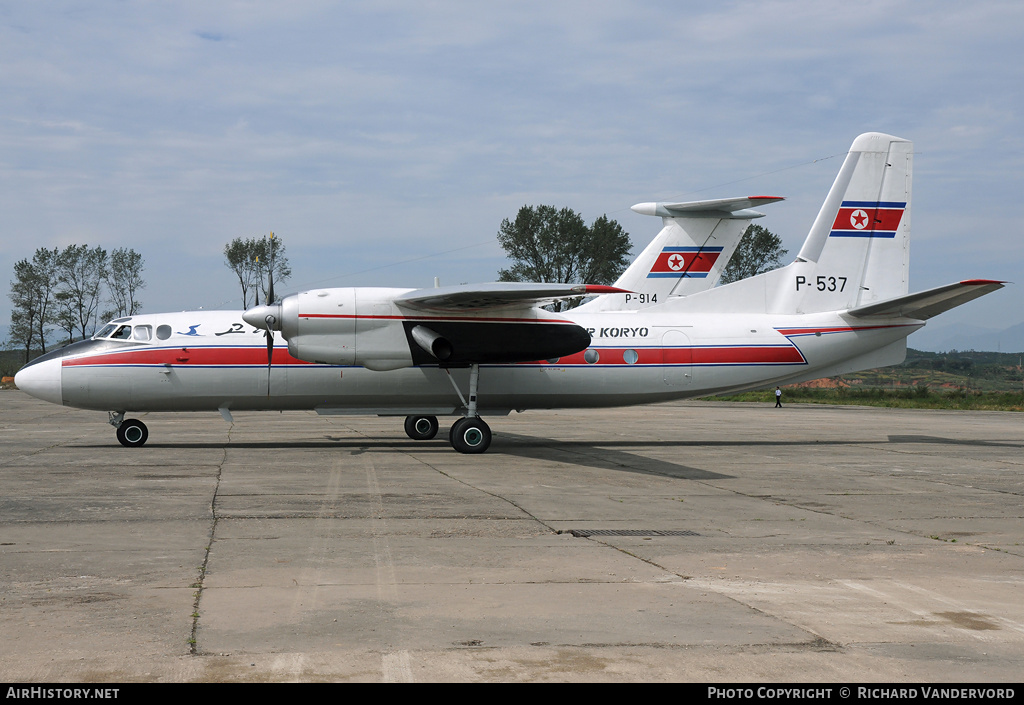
[278, 288, 415, 371]
[246, 286, 593, 371]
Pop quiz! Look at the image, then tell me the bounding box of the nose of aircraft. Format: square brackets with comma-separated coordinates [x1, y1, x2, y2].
[14, 357, 63, 406]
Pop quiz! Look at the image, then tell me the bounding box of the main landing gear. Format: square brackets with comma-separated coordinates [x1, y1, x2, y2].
[403, 414, 492, 454]
[109, 412, 149, 448]
[449, 416, 491, 454]
[403, 364, 493, 454]
[404, 414, 439, 440]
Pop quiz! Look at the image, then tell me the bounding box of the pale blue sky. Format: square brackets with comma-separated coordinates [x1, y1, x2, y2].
[3, 1, 1022, 342]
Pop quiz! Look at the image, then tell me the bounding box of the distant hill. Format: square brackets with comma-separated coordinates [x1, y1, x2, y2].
[777, 347, 1015, 393]
[909, 321, 1024, 353]
[1, 349, 30, 379]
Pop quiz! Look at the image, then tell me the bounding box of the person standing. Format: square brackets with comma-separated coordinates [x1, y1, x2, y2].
[775, 386, 782, 408]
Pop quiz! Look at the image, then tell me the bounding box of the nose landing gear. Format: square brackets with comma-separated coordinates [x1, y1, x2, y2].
[109, 412, 149, 448]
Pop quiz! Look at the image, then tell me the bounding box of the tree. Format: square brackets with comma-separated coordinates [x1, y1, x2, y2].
[224, 233, 290, 308]
[224, 237, 260, 309]
[10, 244, 148, 357]
[496, 205, 632, 311]
[9, 248, 58, 359]
[8, 309, 34, 362]
[105, 247, 146, 318]
[53, 245, 108, 343]
[252, 233, 291, 305]
[719, 225, 788, 285]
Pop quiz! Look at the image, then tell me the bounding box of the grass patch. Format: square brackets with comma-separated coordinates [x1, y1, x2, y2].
[712, 386, 1024, 411]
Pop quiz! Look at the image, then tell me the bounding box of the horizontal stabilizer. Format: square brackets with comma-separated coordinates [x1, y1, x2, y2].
[575, 195, 786, 313]
[846, 280, 1005, 320]
[396, 282, 628, 312]
[631, 196, 784, 219]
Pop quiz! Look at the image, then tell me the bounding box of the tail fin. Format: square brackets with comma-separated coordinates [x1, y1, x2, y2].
[674, 133, 914, 316]
[788, 132, 913, 313]
[668, 133, 1003, 324]
[581, 196, 782, 311]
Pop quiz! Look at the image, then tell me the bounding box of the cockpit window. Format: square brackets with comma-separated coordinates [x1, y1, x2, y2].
[156, 325, 172, 340]
[133, 325, 152, 341]
[111, 325, 132, 340]
[95, 324, 117, 339]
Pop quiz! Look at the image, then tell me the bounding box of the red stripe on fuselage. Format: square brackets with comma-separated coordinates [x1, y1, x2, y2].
[61, 346, 312, 368]
[522, 345, 804, 366]
[60, 344, 806, 369]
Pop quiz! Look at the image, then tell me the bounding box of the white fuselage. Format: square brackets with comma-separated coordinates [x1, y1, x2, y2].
[19, 303, 919, 417]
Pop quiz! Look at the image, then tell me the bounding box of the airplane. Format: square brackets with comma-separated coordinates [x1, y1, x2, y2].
[14, 132, 1004, 454]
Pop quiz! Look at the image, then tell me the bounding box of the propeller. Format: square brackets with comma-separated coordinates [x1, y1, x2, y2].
[267, 232, 276, 306]
[263, 233, 277, 394]
[241, 233, 280, 395]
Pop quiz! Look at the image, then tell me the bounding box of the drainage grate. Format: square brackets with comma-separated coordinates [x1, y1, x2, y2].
[567, 529, 700, 538]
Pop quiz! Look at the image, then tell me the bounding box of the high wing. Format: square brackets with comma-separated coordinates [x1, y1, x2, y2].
[846, 280, 1006, 320]
[395, 282, 628, 312]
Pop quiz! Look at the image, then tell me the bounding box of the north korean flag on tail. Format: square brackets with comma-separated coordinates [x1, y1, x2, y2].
[830, 201, 906, 238]
[647, 247, 723, 278]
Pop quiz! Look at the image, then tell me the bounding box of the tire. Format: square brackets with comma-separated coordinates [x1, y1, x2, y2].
[449, 417, 491, 454]
[404, 415, 439, 440]
[116, 418, 149, 448]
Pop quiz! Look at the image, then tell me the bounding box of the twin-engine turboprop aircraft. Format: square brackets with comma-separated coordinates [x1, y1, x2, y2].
[15, 133, 1004, 453]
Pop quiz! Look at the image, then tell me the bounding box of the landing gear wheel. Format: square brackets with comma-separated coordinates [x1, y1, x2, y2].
[404, 415, 439, 440]
[116, 418, 149, 448]
[449, 417, 491, 454]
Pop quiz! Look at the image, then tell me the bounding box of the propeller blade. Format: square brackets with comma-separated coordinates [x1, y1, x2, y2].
[267, 232, 276, 305]
[264, 313, 276, 396]
[250, 233, 279, 395]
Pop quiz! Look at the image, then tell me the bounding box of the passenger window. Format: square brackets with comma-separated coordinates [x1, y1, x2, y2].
[133, 325, 152, 341]
[156, 325, 172, 340]
[111, 325, 132, 340]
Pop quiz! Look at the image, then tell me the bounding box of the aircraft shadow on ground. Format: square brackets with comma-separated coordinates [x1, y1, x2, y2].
[493, 432, 732, 481]
[66, 433, 1019, 482]
[886, 434, 1024, 449]
[68, 434, 730, 481]
[487, 432, 1021, 480]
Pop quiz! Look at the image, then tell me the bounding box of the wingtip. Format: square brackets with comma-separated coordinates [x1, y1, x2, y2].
[582, 285, 632, 295]
[959, 279, 1007, 286]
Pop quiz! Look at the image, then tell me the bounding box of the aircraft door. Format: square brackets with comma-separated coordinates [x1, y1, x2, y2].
[661, 330, 692, 386]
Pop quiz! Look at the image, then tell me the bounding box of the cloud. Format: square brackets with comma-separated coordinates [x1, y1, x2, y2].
[1, 1, 1021, 336]
[194, 30, 227, 42]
